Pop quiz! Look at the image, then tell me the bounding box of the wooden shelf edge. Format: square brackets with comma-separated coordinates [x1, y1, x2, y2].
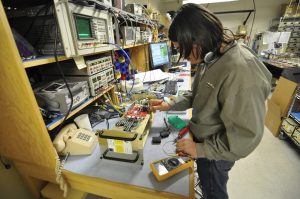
[23, 56, 70, 68]
[63, 170, 187, 199]
[22, 43, 150, 69]
[47, 85, 114, 131]
[120, 43, 148, 49]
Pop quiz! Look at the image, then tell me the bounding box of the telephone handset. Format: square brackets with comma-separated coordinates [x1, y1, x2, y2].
[53, 123, 97, 155]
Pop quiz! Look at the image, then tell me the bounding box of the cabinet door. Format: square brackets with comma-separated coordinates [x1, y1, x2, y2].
[0, 1, 57, 170]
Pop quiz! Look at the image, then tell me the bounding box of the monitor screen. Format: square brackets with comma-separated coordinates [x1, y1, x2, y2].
[74, 15, 93, 40]
[149, 42, 170, 68]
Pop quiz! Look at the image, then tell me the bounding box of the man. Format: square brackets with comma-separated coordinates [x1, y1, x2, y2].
[149, 3, 271, 199]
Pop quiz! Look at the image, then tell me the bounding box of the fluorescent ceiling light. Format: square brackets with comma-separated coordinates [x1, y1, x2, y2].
[183, 0, 238, 4]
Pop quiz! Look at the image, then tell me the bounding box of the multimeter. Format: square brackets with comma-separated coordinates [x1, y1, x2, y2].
[150, 156, 193, 181]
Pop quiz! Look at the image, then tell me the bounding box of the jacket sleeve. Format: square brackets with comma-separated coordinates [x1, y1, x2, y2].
[196, 85, 270, 161]
[167, 91, 193, 111]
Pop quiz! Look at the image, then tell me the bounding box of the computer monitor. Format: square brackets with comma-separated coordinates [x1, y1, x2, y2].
[149, 42, 170, 69]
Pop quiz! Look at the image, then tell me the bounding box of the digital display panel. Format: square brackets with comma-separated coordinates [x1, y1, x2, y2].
[149, 42, 169, 68]
[75, 15, 93, 39]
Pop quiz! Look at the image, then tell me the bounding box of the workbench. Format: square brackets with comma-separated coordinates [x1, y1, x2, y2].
[62, 68, 195, 198]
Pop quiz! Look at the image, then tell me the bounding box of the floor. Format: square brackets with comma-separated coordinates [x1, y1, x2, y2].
[227, 127, 300, 199]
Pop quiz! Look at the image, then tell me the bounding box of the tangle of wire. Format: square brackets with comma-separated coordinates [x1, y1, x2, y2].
[108, 10, 137, 94]
[161, 117, 178, 157]
[108, 43, 136, 94]
[80, 0, 157, 95]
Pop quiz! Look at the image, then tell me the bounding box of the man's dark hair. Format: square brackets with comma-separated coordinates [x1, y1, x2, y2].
[169, 3, 233, 61]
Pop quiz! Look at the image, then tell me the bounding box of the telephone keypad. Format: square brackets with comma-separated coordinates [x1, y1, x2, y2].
[77, 132, 91, 142]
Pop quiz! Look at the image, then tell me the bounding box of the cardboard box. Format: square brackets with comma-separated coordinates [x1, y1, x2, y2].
[265, 100, 282, 137]
[265, 77, 298, 137]
[271, 77, 298, 116]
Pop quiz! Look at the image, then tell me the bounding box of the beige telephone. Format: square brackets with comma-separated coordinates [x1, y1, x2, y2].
[53, 123, 97, 155]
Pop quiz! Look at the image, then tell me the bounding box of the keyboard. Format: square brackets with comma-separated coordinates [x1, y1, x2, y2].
[164, 81, 178, 95]
[171, 62, 187, 67]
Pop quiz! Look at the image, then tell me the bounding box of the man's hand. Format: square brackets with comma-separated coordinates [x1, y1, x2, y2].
[176, 139, 197, 158]
[149, 99, 171, 112]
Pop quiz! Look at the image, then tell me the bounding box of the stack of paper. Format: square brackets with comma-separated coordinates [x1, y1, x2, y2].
[135, 69, 175, 83]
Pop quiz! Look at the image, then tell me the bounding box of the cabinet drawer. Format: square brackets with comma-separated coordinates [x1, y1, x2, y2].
[291, 32, 300, 37]
[288, 43, 300, 48]
[292, 128, 300, 145]
[289, 38, 300, 43]
[278, 26, 294, 31]
[279, 21, 294, 27]
[286, 47, 300, 53]
[282, 118, 299, 135]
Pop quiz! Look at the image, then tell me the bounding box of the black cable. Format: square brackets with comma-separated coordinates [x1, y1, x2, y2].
[247, 0, 256, 46]
[0, 155, 11, 169]
[53, 6, 74, 135]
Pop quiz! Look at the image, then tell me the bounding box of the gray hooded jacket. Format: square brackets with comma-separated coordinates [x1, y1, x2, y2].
[169, 42, 272, 161]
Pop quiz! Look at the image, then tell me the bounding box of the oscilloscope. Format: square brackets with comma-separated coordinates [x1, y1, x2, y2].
[54, 0, 115, 57]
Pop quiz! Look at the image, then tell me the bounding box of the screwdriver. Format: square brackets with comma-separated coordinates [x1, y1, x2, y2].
[173, 125, 190, 143]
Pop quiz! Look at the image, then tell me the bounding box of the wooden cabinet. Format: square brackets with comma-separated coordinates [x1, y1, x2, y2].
[0, 1, 150, 198]
[0, 2, 58, 197]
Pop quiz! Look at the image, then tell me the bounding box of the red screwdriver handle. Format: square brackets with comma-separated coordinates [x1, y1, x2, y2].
[178, 125, 189, 138]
